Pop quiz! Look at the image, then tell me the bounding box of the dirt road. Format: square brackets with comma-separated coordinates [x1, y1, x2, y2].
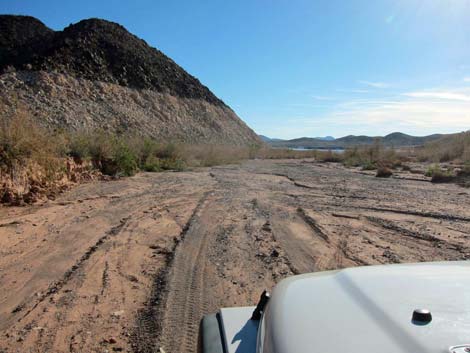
[1, 159, 469, 353]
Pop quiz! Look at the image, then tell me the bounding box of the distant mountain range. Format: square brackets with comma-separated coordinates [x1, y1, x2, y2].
[261, 132, 447, 149]
[315, 136, 335, 141]
[260, 135, 335, 143]
[259, 135, 284, 142]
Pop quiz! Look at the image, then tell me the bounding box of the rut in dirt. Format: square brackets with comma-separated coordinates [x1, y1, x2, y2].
[10, 216, 130, 323]
[132, 192, 216, 353]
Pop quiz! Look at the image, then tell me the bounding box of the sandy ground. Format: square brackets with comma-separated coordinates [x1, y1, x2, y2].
[1, 159, 469, 353]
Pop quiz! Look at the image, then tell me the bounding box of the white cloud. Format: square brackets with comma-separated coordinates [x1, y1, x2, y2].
[403, 91, 470, 101]
[464, 77, 470, 82]
[358, 80, 390, 88]
[258, 85, 470, 139]
[324, 90, 470, 134]
[267, 87, 470, 138]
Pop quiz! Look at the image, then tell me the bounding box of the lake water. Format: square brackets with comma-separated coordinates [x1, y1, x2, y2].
[291, 147, 345, 153]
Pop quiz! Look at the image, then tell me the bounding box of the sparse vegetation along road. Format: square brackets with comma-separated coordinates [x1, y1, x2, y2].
[1, 159, 470, 353]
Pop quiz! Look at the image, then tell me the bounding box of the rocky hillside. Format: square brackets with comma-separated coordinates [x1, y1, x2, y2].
[0, 15, 260, 146]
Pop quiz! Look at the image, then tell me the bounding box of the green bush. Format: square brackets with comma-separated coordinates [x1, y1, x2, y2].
[361, 161, 376, 171]
[143, 155, 162, 172]
[67, 133, 91, 162]
[129, 137, 158, 166]
[425, 164, 441, 177]
[155, 142, 182, 160]
[73, 132, 139, 176]
[161, 158, 185, 171]
[341, 141, 403, 171]
[113, 142, 138, 176]
[87, 132, 115, 167]
[425, 164, 454, 183]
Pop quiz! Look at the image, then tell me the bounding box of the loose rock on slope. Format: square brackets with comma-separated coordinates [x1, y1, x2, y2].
[0, 15, 260, 146]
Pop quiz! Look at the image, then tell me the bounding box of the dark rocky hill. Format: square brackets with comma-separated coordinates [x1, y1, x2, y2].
[0, 15, 260, 146]
[0, 15, 53, 58]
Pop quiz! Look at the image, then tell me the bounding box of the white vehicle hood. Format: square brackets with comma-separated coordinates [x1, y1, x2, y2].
[262, 261, 470, 353]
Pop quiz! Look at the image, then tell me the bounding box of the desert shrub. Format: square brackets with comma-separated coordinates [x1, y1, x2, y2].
[0, 110, 273, 182]
[342, 149, 359, 166]
[402, 164, 411, 171]
[425, 164, 441, 177]
[155, 142, 183, 160]
[256, 148, 291, 159]
[141, 139, 158, 162]
[361, 161, 376, 171]
[255, 147, 319, 159]
[460, 163, 470, 176]
[143, 155, 162, 172]
[254, 148, 343, 162]
[425, 164, 454, 183]
[160, 157, 185, 171]
[67, 133, 92, 162]
[342, 141, 402, 170]
[124, 138, 189, 171]
[376, 166, 393, 178]
[112, 141, 138, 176]
[419, 132, 470, 163]
[78, 132, 139, 176]
[317, 150, 343, 163]
[454, 164, 470, 188]
[182, 144, 249, 167]
[431, 172, 454, 183]
[195, 145, 221, 167]
[248, 144, 262, 159]
[463, 147, 470, 165]
[0, 109, 63, 179]
[87, 132, 115, 167]
[200, 146, 237, 167]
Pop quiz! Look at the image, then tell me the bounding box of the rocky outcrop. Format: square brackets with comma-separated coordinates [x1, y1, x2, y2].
[0, 15, 53, 63]
[0, 71, 259, 145]
[0, 15, 260, 146]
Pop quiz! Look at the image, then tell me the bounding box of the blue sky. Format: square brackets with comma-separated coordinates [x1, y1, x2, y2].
[2, 0, 470, 139]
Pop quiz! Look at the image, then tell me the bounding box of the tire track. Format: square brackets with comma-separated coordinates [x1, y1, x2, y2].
[11, 217, 130, 321]
[132, 192, 212, 353]
[366, 216, 469, 256]
[358, 206, 470, 222]
[296, 207, 330, 242]
[366, 216, 440, 242]
[157, 193, 215, 353]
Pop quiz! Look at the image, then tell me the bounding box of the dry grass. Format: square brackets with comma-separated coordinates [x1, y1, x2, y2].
[341, 141, 404, 170]
[0, 110, 254, 178]
[6, 108, 469, 193]
[0, 109, 65, 179]
[255, 147, 318, 159]
[418, 132, 470, 163]
[376, 166, 393, 178]
[0, 109, 75, 204]
[182, 144, 250, 167]
[254, 147, 346, 161]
